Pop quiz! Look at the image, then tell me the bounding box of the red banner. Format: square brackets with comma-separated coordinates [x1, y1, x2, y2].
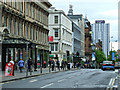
[49, 36, 53, 42]
[5, 62, 14, 76]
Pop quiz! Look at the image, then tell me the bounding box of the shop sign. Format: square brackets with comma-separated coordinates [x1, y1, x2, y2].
[49, 55, 54, 57]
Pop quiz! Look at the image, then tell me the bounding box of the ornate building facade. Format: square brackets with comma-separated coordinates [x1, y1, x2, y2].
[0, 0, 52, 70]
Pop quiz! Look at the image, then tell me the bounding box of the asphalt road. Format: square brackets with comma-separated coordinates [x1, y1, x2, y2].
[1, 69, 118, 89]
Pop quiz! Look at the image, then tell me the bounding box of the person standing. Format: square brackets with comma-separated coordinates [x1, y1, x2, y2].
[61, 60, 65, 70]
[18, 59, 24, 73]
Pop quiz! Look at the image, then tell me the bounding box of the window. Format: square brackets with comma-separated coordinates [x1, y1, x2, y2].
[29, 4, 31, 17]
[26, 2, 28, 15]
[51, 44, 54, 51]
[13, 0, 15, 8]
[9, 18, 11, 33]
[9, 0, 12, 6]
[4, 0, 7, 3]
[17, 21, 19, 36]
[20, 22, 23, 36]
[33, 28, 34, 40]
[32, 6, 34, 18]
[36, 29, 37, 41]
[29, 26, 31, 39]
[54, 16, 58, 24]
[17, 0, 19, 10]
[55, 43, 58, 51]
[36, 9, 38, 20]
[26, 25, 28, 38]
[21, 1, 23, 11]
[54, 29, 58, 37]
[35, 8, 36, 19]
[13, 19, 15, 34]
[4, 16, 7, 27]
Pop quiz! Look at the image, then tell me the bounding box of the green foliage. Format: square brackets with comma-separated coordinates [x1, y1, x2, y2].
[94, 49, 106, 64]
[107, 50, 120, 63]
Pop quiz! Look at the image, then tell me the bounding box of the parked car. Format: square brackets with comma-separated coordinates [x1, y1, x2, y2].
[102, 61, 115, 71]
[115, 62, 120, 69]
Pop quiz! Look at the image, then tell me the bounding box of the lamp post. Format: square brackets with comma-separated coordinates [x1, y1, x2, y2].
[110, 36, 117, 60]
[26, 42, 29, 76]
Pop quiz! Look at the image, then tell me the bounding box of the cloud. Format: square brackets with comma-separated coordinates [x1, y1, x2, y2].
[100, 9, 118, 17]
[49, 0, 118, 3]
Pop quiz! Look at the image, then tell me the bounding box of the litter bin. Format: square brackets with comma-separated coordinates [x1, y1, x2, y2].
[67, 63, 70, 70]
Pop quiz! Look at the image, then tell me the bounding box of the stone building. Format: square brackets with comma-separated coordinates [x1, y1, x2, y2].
[0, 0, 52, 71]
[67, 5, 85, 58]
[49, 7, 72, 64]
[85, 17, 92, 61]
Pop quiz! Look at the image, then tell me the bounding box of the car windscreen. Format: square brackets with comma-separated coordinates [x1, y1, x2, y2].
[103, 61, 112, 64]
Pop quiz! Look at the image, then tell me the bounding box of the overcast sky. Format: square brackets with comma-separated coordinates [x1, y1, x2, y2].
[49, 0, 119, 42]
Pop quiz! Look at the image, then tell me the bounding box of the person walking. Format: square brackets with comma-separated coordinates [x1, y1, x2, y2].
[28, 58, 32, 72]
[57, 60, 60, 71]
[51, 60, 55, 71]
[18, 59, 24, 73]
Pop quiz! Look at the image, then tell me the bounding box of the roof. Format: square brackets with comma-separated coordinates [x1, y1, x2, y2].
[67, 14, 83, 21]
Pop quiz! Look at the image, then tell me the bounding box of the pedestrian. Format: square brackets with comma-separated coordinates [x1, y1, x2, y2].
[9, 59, 15, 75]
[28, 58, 32, 72]
[18, 59, 24, 73]
[51, 60, 54, 71]
[61, 60, 64, 70]
[57, 60, 60, 70]
[49, 60, 51, 66]
[44, 60, 46, 68]
[64, 61, 67, 70]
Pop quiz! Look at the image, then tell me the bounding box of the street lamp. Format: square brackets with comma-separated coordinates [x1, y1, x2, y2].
[110, 36, 117, 60]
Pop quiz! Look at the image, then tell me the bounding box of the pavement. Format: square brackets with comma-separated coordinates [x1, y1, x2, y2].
[118, 69, 120, 90]
[1, 66, 77, 83]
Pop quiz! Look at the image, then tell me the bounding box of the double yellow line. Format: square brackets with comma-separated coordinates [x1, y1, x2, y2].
[106, 78, 116, 90]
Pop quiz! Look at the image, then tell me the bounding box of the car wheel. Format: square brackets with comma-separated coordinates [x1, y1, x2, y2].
[103, 69, 105, 71]
[113, 69, 115, 71]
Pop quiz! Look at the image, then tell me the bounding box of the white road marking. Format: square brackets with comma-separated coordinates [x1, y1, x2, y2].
[57, 79, 66, 82]
[30, 77, 36, 79]
[10, 81, 15, 83]
[69, 76, 74, 78]
[5, 82, 9, 84]
[109, 78, 113, 86]
[41, 83, 54, 88]
[0, 83, 4, 85]
[29, 79, 38, 83]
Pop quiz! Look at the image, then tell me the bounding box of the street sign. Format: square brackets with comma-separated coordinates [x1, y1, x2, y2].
[49, 55, 54, 57]
[112, 52, 115, 60]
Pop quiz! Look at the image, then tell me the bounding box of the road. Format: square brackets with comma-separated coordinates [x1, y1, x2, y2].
[1, 69, 118, 89]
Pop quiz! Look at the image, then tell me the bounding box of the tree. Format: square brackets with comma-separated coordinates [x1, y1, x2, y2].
[94, 49, 106, 65]
[107, 50, 120, 63]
